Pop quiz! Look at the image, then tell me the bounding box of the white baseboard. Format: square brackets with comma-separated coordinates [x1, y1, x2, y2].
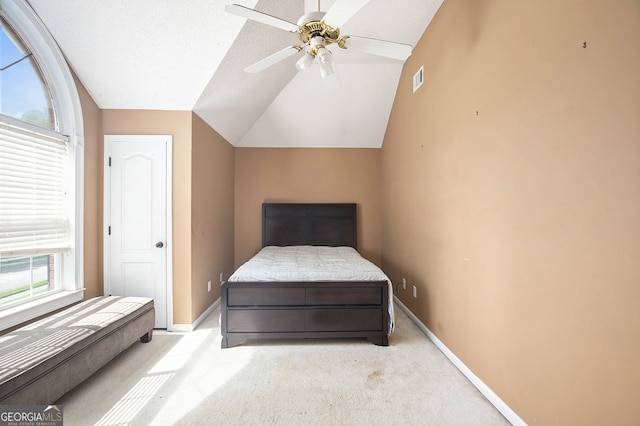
[393, 296, 526, 426]
[171, 298, 220, 332]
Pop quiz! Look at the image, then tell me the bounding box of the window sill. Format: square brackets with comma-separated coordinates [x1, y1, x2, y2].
[0, 289, 85, 331]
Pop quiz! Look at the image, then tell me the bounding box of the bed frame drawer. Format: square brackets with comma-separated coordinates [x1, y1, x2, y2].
[227, 287, 305, 306]
[222, 281, 389, 348]
[227, 309, 305, 332]
[306, 308, 383, 332]
[306, 287, 382, 305]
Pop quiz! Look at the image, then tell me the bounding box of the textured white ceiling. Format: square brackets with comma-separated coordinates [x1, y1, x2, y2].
[28, 0, 444, 148]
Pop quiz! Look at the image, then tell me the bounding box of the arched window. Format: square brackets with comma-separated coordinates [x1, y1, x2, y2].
[0, 0, 84, 329]
[1, 15, 55, 129]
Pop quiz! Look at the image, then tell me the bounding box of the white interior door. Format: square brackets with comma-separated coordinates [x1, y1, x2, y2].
[104, 135, 172, 328]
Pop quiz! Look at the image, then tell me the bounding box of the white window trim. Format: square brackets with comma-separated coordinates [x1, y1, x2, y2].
[0, 0, 84, 330]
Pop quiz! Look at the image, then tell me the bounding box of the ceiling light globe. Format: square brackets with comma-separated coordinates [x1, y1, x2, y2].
[319, 61, 334, 78]
[296, 53, 314, 70]
[316, 47, 333, 65]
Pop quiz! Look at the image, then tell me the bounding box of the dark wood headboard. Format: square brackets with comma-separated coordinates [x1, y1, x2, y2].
[262, 203, 357, 248]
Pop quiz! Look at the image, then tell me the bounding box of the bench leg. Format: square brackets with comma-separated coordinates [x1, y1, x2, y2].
[140, 330, 153, 343]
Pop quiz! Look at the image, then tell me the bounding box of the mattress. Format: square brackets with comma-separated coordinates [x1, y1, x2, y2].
[229, 246, 395, 333]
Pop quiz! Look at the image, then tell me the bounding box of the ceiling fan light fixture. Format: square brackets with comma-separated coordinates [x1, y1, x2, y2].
[318, 61, 334, 78]
[316, 47, 333, 65]
[315, 47, 335, 77]
[319, 64, 335, 78]
[296, 52, 315, 70]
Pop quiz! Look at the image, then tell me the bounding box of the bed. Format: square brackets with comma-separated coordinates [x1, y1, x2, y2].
[220, 203, 393, 349]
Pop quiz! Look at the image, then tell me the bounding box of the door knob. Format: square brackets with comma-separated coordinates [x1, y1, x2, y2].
[156, 241, 164, 248]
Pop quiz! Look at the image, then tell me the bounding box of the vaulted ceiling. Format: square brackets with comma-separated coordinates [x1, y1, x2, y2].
[29, 0, 443, 148]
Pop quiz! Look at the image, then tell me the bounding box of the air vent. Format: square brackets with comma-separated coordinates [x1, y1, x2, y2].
[413, 66, 424, 93]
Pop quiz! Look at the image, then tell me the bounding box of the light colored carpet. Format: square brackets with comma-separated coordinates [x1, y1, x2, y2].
[57, 303, 510, 425]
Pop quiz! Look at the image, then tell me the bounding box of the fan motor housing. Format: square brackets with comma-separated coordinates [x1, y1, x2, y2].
[296, 11, 340, 45]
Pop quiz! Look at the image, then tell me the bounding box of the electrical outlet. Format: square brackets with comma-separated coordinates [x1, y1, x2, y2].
[402, 278, 407, 290]
[207, 280, 212, 292]
[413, 285, 417, 298]
[219, 272, 223, 283]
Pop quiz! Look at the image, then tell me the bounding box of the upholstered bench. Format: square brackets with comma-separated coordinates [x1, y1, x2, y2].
[0, 296, 154, 404]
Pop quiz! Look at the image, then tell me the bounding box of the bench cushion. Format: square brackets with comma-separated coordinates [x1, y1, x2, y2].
[0, 296, 154, 404]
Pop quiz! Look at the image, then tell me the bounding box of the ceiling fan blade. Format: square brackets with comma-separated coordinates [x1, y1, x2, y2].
[244, 45, 301, 73]
[344, 36, 412, 61]
[225, 4, 299, 33]
[322, 0, 371, 29]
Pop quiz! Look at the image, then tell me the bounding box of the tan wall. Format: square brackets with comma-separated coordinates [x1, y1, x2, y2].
[191, 113, 235, 320]
[101, 110, 193, 324]
[75, 75, 103, 299]
[381, 0, 640, 424]
[234, 148, 382, 268]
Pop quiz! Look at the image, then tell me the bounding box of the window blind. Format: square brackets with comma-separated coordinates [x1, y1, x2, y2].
[0, 118, 69, 256]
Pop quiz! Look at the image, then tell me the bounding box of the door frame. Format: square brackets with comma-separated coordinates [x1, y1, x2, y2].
[103, 134, 174, 331]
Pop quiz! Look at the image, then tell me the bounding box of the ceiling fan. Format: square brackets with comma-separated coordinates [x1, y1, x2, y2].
[225, 0, 412, 89]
